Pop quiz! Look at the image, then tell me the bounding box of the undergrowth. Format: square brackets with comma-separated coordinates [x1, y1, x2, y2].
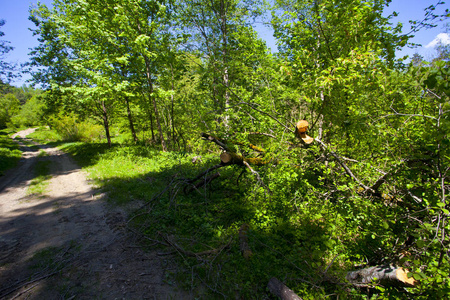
[0, 129, 22, 176]
[49, 120, 448, 300]
[58, 140, 425, 299]
[27, 160, 52, 196]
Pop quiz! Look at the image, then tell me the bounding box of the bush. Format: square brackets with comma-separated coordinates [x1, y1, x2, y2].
[0, 130, 22, 175]
[49, 114, 104, 142]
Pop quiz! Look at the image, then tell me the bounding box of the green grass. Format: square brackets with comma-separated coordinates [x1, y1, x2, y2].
[55, 136, 431, 299]
[27, 126, 62, 144]
[59, 141, 338, 298]
[0, 129, 22, 175]
[27, 160, 52, 196]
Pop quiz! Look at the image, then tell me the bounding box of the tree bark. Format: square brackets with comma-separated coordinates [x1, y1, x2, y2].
[238, 223, 252, 259]
[346, 265, 417, 287]
[267, 277, 302, 300]
[124, 96, 138, 142]
[100, 100, 112, 147]
[144, 60, 167, 151]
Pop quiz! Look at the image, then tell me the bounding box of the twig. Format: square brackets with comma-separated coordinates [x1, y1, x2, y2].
[10, 282, 40, 300]
[315, 138, 374, 193]
[243, 161, 272, 195]
[1, 271, 60, 299]
[324, 253, 340, 274]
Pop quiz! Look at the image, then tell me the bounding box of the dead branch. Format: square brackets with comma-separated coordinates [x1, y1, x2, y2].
[243, 161, 272, 195]
[238, 223, 252, 259]
[220, 152, 271, 166]
[371, 171, 390, 192]
[201, 133, 230, 151]
[267, 277, 303, 300]
[346, 265, 417, 288]
[185, 172, 221, 194]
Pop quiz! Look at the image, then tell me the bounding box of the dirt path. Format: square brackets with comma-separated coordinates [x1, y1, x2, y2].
[0, 129, 187, 299]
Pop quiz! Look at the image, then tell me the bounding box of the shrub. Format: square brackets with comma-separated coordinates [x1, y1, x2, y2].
[49, 114, 104, 142]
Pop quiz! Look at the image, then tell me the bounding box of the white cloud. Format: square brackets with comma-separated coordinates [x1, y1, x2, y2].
[425, 33, 450, 48]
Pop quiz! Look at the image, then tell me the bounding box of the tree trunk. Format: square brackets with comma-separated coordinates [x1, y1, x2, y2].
[267, 277, 302, 300]
[124, 96, 138, 143]
[143, 56, 167, 151]
[346, 265, 417, 287]
[215, 0, 230, 133]
[101, 100, 112, 147]
[145, 92, 155, 142]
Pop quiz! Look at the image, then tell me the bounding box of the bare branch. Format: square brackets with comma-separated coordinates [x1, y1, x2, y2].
[243, 161, 272, 194]
[315, 138, 374, 193]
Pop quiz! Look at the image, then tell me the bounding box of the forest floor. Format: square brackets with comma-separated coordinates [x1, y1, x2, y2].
[0, 128, 188, 299]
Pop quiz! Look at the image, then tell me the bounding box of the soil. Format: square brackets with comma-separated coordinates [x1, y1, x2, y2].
[0, 128, 188, 299]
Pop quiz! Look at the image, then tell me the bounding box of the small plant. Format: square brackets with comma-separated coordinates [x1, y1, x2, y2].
[0, 129, 22, 175]
[27, 160, 52, 196]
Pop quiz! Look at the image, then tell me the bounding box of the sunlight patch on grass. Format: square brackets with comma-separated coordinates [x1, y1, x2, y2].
[27, 160, 52, 196]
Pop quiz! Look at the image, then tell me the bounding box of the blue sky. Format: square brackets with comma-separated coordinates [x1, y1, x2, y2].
[1, 0, 449, 87]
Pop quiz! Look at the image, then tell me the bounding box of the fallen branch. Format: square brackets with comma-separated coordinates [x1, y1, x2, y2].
[370, 171, 390, 192]
[201, 133, 230, 151]
[238, 223, 252, 259]
[243, 161, 272, 195]
[346, 265, 417, 288]
[267, 277, 303, 300]
[185, 172, 221, 194]
[220, 152, 270, 166]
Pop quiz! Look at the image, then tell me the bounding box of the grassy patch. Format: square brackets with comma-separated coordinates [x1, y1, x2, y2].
[0, 129, 22, 175]
[27, 126, 62, 144]
[27, 160, 52, 196]
[59, 142, 330, 298]
[59, 141, 409, 298]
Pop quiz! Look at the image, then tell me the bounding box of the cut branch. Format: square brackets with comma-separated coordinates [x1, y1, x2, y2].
[220, 152, 270, 166]
[238, 223, 252, 259]
[346, 265, 417, 288]
[201, 133, 230, 151]
[267, 277, 303, 300]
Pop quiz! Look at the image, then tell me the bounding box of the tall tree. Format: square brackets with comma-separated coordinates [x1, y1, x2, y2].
[0, 20, 16, 86]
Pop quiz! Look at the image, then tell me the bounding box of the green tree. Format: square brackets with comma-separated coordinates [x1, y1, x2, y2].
[0, 20, 16, 85]
[0, 93, 20, 128]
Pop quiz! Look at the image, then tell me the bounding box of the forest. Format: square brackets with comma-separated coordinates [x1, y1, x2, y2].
[1, 0, 449, 298]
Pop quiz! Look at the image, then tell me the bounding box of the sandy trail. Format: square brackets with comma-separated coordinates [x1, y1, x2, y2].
[0, 129, 186, 299]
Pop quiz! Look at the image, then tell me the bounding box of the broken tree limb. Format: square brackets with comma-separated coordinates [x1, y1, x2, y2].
[295, 120, 314, 145]
[220, 152, 244, 166]
[220, 152, 270, 166]
[185, 172, 221, 194]
[201, 133, 230, 151]
[346, 265, 417, 288]
[370, 171, 389, 192]
[186, 164, 223, 184]
[242, 161, 272, 194]
[267, 277, 302, 300]
[238, 223, 252, 259]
